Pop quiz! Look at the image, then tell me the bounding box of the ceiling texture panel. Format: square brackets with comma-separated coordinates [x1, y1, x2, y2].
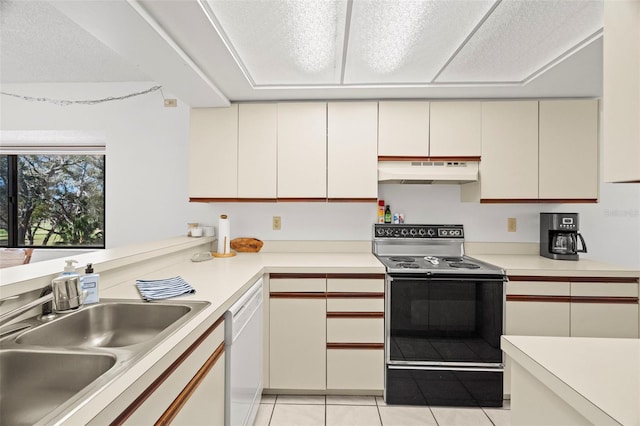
[0, 0, 604, 104]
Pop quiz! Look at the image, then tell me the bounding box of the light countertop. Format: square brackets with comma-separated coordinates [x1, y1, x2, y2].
[472, 254, 640, 277]
[501, 335, 640, 425]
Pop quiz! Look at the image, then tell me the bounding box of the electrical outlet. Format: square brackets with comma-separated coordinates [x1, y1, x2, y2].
[507, 218, 517, 232]
[272, 216, 281, 231]
[163, 99, 177, 107]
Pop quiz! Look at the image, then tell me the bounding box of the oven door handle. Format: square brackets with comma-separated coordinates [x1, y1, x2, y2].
[387, 364, 504, 373]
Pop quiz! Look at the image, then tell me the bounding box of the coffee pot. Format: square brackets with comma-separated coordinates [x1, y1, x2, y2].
[540, 213, 588, 261]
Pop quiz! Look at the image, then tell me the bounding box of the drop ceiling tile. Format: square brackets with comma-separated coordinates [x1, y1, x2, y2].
[436, 0, 603, 83]
[203, 0, 347, 86]
[344, 0, 495, 84]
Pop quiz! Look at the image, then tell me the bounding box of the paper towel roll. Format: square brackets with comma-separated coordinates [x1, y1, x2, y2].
[217, 214, 231, 254]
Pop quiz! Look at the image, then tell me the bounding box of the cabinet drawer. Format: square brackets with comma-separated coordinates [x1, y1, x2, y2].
[327, 349, 384, 391]
[571, 282, 639, 298]
[506, 281, 569, 296]
[570, 303, 639, 338]
[327, 298, 384, 312]
[505, 301, 570, 336]
[327, 278, 384, 293]
[327, 318, 383, 343]
[270, 278, 326, 293]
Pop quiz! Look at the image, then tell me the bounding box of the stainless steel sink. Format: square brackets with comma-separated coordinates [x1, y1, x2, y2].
[16, 301, 193, 347]
[0, 298, 210, 425]
[0, 349, 116, 426]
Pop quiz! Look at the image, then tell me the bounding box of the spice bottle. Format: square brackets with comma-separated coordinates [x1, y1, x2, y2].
[384, 205, 392, 223]
[378, 200, 385, 224]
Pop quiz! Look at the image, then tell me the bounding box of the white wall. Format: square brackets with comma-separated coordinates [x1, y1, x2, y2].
[3, 83, 639, 268]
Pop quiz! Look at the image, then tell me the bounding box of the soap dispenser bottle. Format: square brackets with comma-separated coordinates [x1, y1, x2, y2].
[61, 259, 79, 276]
[81, 263, 99, 304]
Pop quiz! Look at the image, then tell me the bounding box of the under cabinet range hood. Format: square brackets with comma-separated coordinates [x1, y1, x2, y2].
[378, 161, 479, 184]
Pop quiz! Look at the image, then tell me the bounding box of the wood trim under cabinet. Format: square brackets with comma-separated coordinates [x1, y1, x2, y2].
[328, 198, 378, 203]
[327, 312, 384, 318]
[378, 156, 481, 162]
[480, 198, 598, 204]
[326, 273, 386, 280]
[508, 276, 639, 283]
[327, 343, 385, 350]
[270, 292, 327, 299]
[155, 341, 225, 425]
[277, 197, 327, 202]
[111, 316, 225, 426]
[326, 292, 385, 299]
[189, 198, 277, 203]
[506, 295, 571, 303]
[269, 273, 328, 279]
[570, 296, 639, 304]
[506, 295, 638, 304]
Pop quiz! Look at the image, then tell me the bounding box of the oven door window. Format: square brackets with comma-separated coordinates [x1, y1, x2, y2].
[388, 278, 503, 364]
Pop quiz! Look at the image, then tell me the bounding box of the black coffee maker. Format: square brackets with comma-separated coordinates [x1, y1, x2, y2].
[540, 213, 588, 261]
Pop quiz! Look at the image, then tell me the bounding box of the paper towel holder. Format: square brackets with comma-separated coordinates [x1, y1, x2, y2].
[213, 214, 236, 258]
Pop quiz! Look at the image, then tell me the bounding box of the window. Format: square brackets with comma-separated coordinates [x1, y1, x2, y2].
[1, 154, 105, 248]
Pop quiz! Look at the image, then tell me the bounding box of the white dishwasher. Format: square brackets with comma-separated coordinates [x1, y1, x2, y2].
[225, 278, 263, 426]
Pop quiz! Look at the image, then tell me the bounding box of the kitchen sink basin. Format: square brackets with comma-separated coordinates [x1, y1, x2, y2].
[0, 349, 116, 426]
[0, 298, 210, 424]
[16, 300, 195, 348]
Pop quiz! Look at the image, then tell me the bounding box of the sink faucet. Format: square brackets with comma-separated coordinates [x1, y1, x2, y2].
[0, 286, 54, 326]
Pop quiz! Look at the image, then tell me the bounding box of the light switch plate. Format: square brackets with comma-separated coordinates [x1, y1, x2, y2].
[507, 218, 517, 232]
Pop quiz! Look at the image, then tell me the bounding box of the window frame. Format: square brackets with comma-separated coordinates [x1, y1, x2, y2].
[1, 154, 106, 249]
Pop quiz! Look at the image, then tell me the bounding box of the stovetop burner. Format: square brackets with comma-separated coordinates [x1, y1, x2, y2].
[448, 262, 481, 269]
[396, 263, 420, 269]
[389, 256, 415, 263]
[441, 257, 465, 262]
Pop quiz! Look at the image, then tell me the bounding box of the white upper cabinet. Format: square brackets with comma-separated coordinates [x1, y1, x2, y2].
[473, 101, 539, 200]
[378, 101, 429, 157]
[539, 100, 599, 200]
[429, 102, 482, 157]
[277, 102, 327, 199]
[238, 103, 277, 199]
[603, 0, 640, 183]
[188, 106, 238, 199]
[327, 102, 378, 199]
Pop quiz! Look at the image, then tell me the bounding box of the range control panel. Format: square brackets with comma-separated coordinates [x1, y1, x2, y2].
[374, 224, 464, 239]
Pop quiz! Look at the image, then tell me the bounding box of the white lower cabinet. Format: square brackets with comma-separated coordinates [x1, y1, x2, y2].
[327, 349, 384, 391]
[269, 278, 327, 390]
[570, 281, 639, 338]
[268, 274, 385, 394]
[504, 277, 640, 397]
[111, 318, 225, 425]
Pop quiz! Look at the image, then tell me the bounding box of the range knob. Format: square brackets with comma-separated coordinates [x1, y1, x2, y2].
[400, 228, 409, 236]
[427, 228, 435, 236]
[418, 228, 426, 236]
[409, 229, 417, 236]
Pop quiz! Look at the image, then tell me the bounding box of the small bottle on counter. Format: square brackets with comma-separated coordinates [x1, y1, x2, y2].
[384, 205, 392, 223]
[378, 200, 385, 224]
[81, 263, 100, 305]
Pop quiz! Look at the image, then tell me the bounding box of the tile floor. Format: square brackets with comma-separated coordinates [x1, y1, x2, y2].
[253, 395, 511, 426]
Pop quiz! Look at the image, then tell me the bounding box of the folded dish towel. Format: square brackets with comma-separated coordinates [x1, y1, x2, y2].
[135, 276, 195, 301]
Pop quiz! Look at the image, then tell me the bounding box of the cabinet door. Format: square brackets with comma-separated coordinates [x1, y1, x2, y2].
[269, 297, 326, 389]
[479, 101, 539, 199]
[171, 353, 225, 426]
[238, 103, 277, 198]
[603, 0, 640, 183]
[277, 102, 327, 198]
[429, 102, 481, 157]
[570, 282, 639, 338]
[189, 106, 238, 198]
[539, 100, 599, 200]
[378, 101, 429, 157]
[327, 102, 378, 199]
